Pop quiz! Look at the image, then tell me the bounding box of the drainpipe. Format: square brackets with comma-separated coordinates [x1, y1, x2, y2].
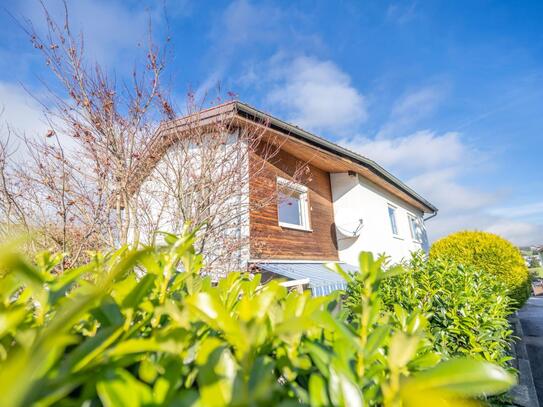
[424, 210, 438, 222]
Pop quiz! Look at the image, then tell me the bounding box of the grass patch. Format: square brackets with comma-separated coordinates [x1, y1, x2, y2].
[530, 267, 543, 278]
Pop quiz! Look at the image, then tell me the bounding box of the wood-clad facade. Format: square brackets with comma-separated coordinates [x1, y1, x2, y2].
[249, 147, 339, 261]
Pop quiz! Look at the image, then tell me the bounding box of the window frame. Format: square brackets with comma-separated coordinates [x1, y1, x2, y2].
[407, 213, 423, 243]
[387, 204, 400, 237]
[276, 177, 312, 232]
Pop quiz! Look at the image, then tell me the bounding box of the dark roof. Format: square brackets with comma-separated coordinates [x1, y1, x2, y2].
[232, 101, 438, 214]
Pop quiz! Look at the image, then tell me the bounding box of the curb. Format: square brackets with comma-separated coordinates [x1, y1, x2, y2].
[510, 313, 540, 407]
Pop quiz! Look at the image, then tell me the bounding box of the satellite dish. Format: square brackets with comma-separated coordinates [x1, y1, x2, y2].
[336, 219, 364, 238]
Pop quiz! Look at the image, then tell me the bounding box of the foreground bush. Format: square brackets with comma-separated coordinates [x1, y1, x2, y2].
[430, 231, 530, 307]
[0, 233, 514, 406]
[375, 254, 514, 366]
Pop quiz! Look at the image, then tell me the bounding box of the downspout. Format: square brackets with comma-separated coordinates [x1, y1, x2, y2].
[422, 210, 438, 254]
[424, 210, 438, 222]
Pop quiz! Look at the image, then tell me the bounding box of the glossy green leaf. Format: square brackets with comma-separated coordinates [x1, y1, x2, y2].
[122, 274, 157, 309]
[196, 338, 236, 407]
[97, 368, 153, 407]
[309, 374, 330, 407]
[328, 367, 364, 407]
[388, 332, 420, 369]
[0, 306, 27, 337]
[364, 324, 391, 357]
[405, 358, 516, 396]
[61, 326, 122, 372]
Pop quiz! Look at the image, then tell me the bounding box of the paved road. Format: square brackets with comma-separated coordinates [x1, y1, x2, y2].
[518, 296, 543, 406]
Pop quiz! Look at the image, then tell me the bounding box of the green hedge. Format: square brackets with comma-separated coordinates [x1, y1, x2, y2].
[0, 233, 514, 407]
[430, 231, 530, 307]
[378, 254, 514, 366]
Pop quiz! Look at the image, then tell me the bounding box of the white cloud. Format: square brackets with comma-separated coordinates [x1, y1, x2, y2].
[392, 87, 442, 117]
[341, 129, 498, 211]
[340, 130, 467, 174]
[218, 0, 283, 48]
[212, 0, 323, 58]
[378, 86, 444, 137]
[266, 56, 367, 134]
[192, 72, 222, 103]
[201, 0, 325, 99]
[407, 171, 541, 245]
[0, 82, 83, 157]
[386, 2, 418, 24]
[427, 213, 543, 246]
[485, 220, 543, 246]
[407, 168, 499, 212]
[0, 81, 47, 138]
[19, 0, 159, 66]
[489, 201, 543, 219]
[194, 0, 286, 103]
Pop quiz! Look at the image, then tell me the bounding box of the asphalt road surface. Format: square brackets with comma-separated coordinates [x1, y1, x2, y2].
[518, 296, 543, 406]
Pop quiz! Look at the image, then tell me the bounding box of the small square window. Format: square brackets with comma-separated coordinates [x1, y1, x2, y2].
[277, 177, 311, 231]
[388, 205, 399, 235]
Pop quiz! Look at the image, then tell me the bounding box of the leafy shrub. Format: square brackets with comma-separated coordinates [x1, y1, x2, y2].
[375, 254, 514, 366]
[0, 234, 514, 406]
[430, 231, 530, 307]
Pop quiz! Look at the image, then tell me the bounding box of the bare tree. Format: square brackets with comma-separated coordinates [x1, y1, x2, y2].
[134, 96, 309, 276]
[0, 124, 28, 238]
[0, 0, 172, 265]
[12, 132, 105, 269]
[16, 1, 171, 250]
[0, 107, 103, 268]
[0, 2, 310, 274]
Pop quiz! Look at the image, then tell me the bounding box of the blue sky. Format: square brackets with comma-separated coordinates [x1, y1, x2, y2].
[1, 0, 542, 245]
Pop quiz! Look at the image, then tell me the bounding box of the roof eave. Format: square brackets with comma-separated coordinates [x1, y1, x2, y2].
[233, 101, 438, 214]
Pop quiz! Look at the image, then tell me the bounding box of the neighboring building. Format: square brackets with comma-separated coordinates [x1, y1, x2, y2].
[135, 101, 438, 295]
[520, 246, 543, 268]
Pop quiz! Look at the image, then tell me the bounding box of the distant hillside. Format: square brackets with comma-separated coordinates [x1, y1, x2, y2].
[520, 246, 543, 256]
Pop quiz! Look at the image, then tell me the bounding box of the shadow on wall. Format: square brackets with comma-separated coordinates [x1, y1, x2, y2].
[420, 223, 430, 253]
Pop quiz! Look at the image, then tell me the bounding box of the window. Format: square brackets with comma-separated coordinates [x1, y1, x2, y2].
[388, 205, 399, 235]
[408, 214, 424, 242]
[277, 177, 311, 231]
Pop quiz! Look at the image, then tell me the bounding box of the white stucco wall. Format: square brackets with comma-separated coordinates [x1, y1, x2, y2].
[330, 172, 429, 265]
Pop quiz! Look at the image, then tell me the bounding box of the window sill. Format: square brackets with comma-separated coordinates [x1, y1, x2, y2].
[279, 222, 313, 232]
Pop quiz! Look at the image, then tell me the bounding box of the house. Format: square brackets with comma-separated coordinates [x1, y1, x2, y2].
[134, 101, 438, 295]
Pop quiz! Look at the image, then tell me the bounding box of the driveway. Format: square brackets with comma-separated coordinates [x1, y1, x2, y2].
[518, 296, 543, 406]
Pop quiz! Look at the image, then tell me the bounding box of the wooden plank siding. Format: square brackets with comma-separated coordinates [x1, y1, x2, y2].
[249, 147, 339, 261]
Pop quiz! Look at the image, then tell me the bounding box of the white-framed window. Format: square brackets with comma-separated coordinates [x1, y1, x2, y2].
[408, 214, 424, 242]
[277, 177, 311, 231]
[388, 205, 399, 236]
